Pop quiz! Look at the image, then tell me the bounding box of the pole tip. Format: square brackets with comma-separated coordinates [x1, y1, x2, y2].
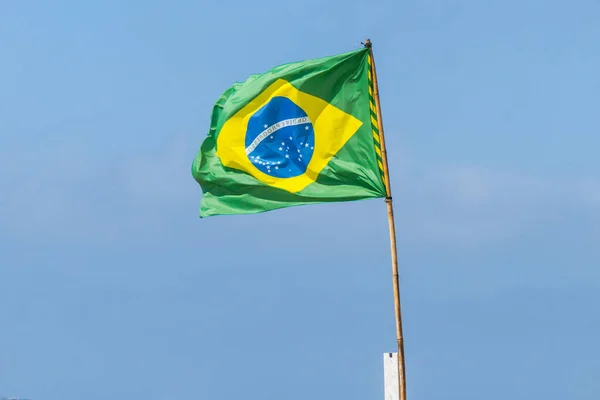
[363, 38, 372, 48]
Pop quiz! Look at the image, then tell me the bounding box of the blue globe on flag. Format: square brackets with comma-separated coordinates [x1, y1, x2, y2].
[245, 96, 315, 178]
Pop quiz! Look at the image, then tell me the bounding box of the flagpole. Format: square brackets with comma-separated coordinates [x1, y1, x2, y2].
[364, 38, 407, 400]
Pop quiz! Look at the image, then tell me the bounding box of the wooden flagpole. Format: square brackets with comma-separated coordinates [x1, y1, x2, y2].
[364, 38, 407, 400]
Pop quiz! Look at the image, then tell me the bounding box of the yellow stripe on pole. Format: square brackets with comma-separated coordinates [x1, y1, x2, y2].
[370, 102, 377, 114]
[371, 115, 379, 128]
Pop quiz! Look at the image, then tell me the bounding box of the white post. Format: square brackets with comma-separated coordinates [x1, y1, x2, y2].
[383, 353, 400, 400]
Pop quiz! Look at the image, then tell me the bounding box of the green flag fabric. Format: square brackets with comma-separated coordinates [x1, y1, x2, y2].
[192, 47, 387, 217]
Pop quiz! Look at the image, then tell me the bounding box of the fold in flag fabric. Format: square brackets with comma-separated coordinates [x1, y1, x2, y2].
[192, 47, 387, 217]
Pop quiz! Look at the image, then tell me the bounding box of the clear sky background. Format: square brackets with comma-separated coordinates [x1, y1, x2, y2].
[1, 0, 599, 399]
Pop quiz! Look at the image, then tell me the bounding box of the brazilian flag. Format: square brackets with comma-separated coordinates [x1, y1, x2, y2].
[192, 47, 387, 217]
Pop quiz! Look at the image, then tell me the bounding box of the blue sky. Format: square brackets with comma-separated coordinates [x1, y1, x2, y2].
[1, 0, 599, 399]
